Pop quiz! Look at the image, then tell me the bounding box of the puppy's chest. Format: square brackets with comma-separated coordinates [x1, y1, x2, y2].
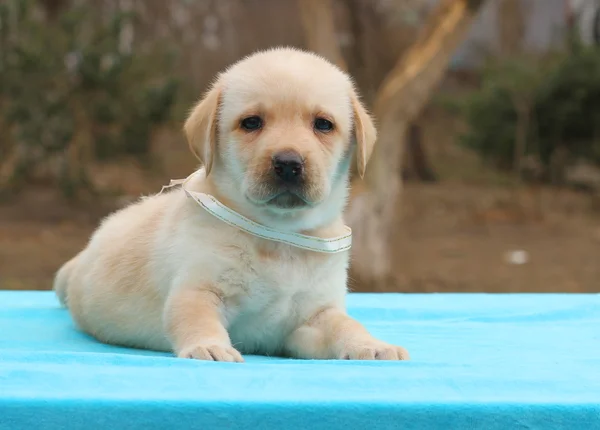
[217, 242, 347, 317]
[217, 243, 347, 354]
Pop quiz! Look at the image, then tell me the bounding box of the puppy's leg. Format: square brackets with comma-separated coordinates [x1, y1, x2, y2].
[285, 307, 409, 360]
[163, 288, 243, 362]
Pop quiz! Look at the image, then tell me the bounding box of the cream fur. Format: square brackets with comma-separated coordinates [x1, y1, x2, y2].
[54, 47, 409, 362]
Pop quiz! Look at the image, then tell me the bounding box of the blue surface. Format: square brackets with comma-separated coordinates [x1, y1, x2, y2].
[1, 291, 599, 430]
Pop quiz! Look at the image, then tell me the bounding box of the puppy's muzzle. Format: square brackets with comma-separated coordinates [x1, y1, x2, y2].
[272, 151, 304, 186]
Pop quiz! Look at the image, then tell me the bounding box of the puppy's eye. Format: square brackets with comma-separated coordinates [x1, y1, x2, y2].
[240, 116, 263, 131]
[314, 118, 334, 133]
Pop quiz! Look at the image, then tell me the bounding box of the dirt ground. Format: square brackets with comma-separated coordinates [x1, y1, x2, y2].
[1, 111, 599, 293]
[1, 182, 599, 293]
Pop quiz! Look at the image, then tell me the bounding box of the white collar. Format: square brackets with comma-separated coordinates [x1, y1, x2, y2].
[159, 174, 352, 254]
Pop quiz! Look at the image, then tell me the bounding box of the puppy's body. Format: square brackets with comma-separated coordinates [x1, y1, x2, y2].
[55, 48, 409, 361]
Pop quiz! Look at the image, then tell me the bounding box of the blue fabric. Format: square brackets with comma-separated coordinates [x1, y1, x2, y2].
[1, 291, 599, 430]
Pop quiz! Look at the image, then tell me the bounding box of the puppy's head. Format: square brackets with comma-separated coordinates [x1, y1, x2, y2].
[184, 47, 376, 230]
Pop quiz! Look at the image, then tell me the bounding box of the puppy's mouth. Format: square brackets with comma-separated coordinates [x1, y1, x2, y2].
[265, 191, 309, 209]
[246, 188, 317, 210]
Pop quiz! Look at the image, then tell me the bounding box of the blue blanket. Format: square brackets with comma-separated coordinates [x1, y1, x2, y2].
[1, 291, 599, 429]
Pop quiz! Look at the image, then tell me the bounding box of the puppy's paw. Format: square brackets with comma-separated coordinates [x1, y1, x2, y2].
[178, 343, 244, 363]
[340, 341, 410, 361]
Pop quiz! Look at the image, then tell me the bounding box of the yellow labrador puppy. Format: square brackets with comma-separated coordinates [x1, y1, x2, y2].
[54, 47, 409, 362]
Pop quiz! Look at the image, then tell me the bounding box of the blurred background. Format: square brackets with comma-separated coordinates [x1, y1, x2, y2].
[0, 0, 599, 293]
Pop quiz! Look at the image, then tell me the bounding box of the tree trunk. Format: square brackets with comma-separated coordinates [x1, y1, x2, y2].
[498, 0, 525, 57]
[346, 0, 485, 290]
[297, 0, 346, 69]
[404, 123, 438, 182]
[39, 0, 69, 22]
[298, 0, 485, 289]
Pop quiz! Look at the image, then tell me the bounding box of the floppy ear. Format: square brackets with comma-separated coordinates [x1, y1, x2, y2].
[184, 85, 222, 176]
[351, 91, 377, 178]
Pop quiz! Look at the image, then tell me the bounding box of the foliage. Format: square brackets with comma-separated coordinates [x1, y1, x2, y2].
[0, 0, 179, 198]
[448, 44, 600, 180]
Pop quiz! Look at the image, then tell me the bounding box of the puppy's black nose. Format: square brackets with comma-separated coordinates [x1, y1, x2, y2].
[272, 151, 304, 183]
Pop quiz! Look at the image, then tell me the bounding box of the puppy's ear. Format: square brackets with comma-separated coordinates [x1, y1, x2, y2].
[351, 91, 377, 178]
[184, 85, 222, 176]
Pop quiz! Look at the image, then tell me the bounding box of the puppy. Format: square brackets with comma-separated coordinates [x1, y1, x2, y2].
[54, 47, 409, 362]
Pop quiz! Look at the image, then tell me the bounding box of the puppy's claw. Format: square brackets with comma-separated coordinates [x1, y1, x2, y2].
[339, 342, 410, 361]
[395, 346, 410, 361]
[179, 344, 244, 363]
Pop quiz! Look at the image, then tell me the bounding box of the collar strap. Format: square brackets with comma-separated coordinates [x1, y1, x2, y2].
[160, 177, 352, 254]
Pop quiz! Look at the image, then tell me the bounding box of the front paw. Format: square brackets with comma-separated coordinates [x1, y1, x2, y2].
[178, 343, 244, 363]
[340, 340, 410, 361]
